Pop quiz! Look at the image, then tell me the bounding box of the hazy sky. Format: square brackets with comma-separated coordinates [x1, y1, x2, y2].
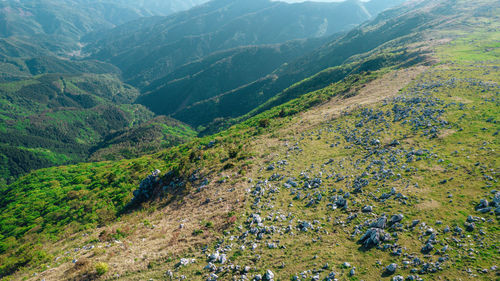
[274, 0, 343, 2]
[273, 0, 369, 2]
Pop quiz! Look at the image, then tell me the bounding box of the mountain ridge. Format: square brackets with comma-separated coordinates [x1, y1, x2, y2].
[0, 0, 498, 280]
[84, 0, 402, 86]
[137, 0, 435, 129]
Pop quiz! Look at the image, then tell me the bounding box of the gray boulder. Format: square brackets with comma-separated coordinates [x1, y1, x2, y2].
[362, 205, 373, 213]
[359, 228, 391, 248]
[389, 214, 404, 225]
[263, 270, 274, 281]
[385, 263, 398, 275]
[421, 242, 434, 254]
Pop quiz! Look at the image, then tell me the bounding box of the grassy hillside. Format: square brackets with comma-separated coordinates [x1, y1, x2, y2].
[0, 66, 383, 280]
[109, 13, 499, 279]
[0, 0, 498, 280]
[161, 48, 499, 280]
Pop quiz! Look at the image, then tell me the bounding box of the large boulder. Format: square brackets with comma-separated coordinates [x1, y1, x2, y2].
[358, 228, 391, 248]
[385, 263, 398, 275]
[131, 169, 161, 203]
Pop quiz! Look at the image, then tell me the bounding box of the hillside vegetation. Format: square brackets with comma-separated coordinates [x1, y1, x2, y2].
[0, 1, 497, 280]
[137, 39, 328, 118]
[0, 74, 195, 182]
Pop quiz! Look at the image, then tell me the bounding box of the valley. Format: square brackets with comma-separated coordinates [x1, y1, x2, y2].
[0, 0, 498, 280]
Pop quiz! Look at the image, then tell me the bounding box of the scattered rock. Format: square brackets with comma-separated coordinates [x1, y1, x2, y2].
[385, 263, 398, 275]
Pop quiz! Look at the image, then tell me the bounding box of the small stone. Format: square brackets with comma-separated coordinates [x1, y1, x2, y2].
[362, 205, 373, 213]
[263, 270, 274, 281]
[349, 268, 356, 276]
[385, 263, 398, 275]
[465, 222, 475, 232]
[421, 242, 434, 254]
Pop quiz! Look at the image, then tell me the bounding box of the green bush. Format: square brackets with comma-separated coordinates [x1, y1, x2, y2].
[192, 229, 203, 236]
[95, 262, 109, 276]
[258, 118, 270, 128]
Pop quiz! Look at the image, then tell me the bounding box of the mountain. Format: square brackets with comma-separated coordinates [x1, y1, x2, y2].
[137, 37, 329, 120]
[113, 0, 209, 15]
[0, 0, 209, 57]
[138, 0, 432, 129]
[0, 1, 498, 280]
[0, 73, 195, 182]
[84, 0, 399, 86]
[0, 0, 143, 55]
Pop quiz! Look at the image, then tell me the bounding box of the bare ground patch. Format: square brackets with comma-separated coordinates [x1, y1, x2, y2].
[27, 174, 249, 281]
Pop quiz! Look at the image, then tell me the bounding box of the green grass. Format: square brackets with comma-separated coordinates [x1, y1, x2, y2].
[0, 79, 39, 93]
[438, 30, 500, 63]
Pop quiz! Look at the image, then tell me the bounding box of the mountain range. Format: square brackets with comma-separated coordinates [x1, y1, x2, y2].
[84, 0, 405, 85]
[0, 0, 208, 57]
[1, 0, 498, 280]
[136, 0, 420, 128]
[0, 0, 405, 181]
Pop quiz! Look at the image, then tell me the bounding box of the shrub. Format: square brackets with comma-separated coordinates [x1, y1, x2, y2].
[279, 108, 286, 117]
[228, 147, 238, 158]
[95, 262, 109, 276]
[258, 118, 270, 128]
